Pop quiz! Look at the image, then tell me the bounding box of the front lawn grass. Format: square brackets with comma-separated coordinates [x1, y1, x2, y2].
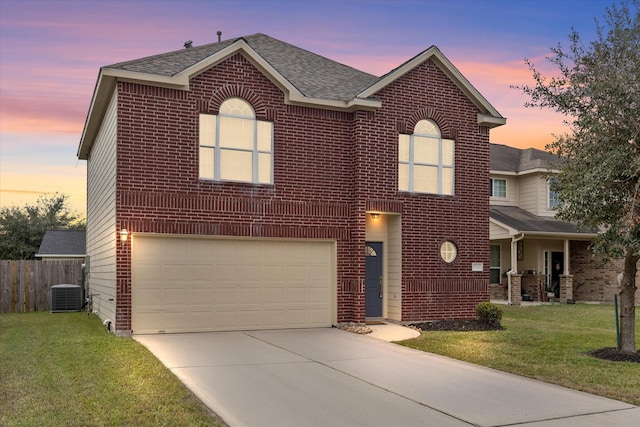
[0, 312, 225, 426]
[399, 304, 640, 405]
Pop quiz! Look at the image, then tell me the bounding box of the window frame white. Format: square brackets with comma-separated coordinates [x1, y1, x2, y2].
[548, 178, 560, 209]
[199, 97, 274, 184]
[490, 178, 507, 198]
[398, 119, 455, 195]
[440, 241, 457, 263]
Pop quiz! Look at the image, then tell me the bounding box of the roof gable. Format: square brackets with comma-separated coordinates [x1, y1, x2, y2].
[78, 34, 505, 159]
[358, 46, 505, 128]
[102, 34, 380, 104]
[35, 230, 86, 257]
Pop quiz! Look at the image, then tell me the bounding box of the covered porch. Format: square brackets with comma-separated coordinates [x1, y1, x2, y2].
[489, 206, 597, 305]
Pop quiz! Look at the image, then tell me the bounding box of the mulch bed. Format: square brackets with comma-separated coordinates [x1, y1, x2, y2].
[589, 348, 640, 363]
[410, 319, 503, 331]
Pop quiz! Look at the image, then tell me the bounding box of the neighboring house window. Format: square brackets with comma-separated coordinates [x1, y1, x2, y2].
[490, 178, 507, 198]
[398, 119, 454, 195]
[199, 97, 273, 184]
[548, 178, 560, 208]
[490, 245, 501, 284]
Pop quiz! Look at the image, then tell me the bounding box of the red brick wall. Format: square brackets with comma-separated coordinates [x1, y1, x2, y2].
[113, 52, 490, 330]
[571, 241, 640, 304]
[357, 59, 490, 320]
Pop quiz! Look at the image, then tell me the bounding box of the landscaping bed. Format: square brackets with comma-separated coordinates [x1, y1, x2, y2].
[411, 319, 503, 331]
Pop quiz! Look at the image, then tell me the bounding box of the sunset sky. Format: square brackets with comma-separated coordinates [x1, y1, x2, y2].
[0, 0, 610, 214]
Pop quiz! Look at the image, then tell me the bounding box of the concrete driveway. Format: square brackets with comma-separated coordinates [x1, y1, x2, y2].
[135, 328, 638, 427]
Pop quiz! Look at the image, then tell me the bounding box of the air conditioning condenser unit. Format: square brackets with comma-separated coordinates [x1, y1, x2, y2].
[51, 284, 82, 312]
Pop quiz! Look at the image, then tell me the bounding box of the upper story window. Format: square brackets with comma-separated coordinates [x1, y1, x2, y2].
[398, 119, 454, 195]
[490, 178, 507, 198]
[548, 178, 560, 208]
[199, 98, 273, 184]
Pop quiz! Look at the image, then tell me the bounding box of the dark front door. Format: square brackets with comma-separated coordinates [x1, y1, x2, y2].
[551, 252, 564, 297]
[365, 242, 383, 317]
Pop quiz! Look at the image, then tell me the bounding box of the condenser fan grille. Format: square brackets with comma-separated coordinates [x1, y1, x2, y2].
[51, 284, 82, 312]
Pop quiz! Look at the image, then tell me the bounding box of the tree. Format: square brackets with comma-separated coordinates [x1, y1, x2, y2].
[0, 193, 85, 260]
[516, 1, 639, 353]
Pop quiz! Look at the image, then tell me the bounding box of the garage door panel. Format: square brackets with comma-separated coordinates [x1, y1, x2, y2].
[132, 236, 334, 333]
[264, 287, 285, 303]
[136, 288, 162, 306]
[189, 265, 215, 280]
[162, 264, 189, 281]
[190, 287, 216, 305]
[238, 287, 265, 304]
[309, 288, 330, 303]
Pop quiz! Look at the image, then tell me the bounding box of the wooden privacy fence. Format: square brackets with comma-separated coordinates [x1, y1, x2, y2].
[0, 260, 84, 313]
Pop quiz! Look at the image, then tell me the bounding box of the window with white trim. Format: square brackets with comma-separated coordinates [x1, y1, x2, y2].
[548, 178, 560, 208]
[440, 241, 457, 263]
[490, 245, 501, 284]
[199, 97, 273, 184]
[490, 178, 507, 198]
[398, 119, 454, 195]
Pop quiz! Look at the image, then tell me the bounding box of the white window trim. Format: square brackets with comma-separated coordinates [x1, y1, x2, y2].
[399, 120, 455, 195]
[490, 178, 507, 198]
[440, 241, 457, 263]
[199, 99, 273, 184]
[548, 178, 560, 209]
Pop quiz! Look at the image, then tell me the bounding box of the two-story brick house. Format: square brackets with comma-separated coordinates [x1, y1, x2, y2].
[77, 33, 505, 335]
[489, 143, 640, 305]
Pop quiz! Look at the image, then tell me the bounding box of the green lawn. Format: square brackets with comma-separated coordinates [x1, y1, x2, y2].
[399, 304, 640, 405]
[0, 312, 225, 426]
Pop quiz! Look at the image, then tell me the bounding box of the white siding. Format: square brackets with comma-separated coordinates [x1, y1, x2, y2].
[490, 221, 511, 240]
[489, 174, 518, 206]
[86, 90, 117, 324]
[514, 173, 555, 216]
[516, 174, 539, 213]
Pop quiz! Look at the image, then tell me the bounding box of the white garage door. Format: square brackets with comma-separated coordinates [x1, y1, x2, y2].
[131, 235, 335, 334]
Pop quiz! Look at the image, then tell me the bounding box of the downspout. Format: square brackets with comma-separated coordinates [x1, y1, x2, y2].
[507, 233, 525, 305]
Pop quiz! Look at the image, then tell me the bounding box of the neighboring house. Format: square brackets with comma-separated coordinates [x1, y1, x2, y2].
[489, 143, 639, 305]
[35, 229, 86, 260]
[77, 33, 505, 336]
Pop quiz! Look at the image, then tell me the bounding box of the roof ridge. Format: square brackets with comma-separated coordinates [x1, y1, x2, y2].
[104, 35, 244, 70]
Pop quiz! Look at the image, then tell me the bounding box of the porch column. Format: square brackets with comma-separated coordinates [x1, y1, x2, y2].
[563, 239, 570, 275]
[560, 239, 574, 303]
[559, 275, 574, 303]
[510, 274, 522, 305]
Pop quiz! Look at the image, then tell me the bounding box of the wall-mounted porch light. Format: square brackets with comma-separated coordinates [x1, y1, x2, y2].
[119, 229, 129, 244]
[370, 213, 380, 220]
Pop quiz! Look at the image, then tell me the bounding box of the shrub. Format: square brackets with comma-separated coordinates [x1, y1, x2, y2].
[476, 302, 503, 327]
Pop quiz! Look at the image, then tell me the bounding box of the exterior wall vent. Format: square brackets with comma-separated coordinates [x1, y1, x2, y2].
[51, 284, 82, 312]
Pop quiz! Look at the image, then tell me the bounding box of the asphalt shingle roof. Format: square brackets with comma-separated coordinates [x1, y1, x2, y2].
[36, 230, 86, 256]
[490, 143, 562, 172]
[106, 33, 379, 101]
[490, 206, 595, 235]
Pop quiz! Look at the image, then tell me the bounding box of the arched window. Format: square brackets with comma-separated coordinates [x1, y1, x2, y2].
[398, 119, 454, 195]
[199, 97, 273, 184]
